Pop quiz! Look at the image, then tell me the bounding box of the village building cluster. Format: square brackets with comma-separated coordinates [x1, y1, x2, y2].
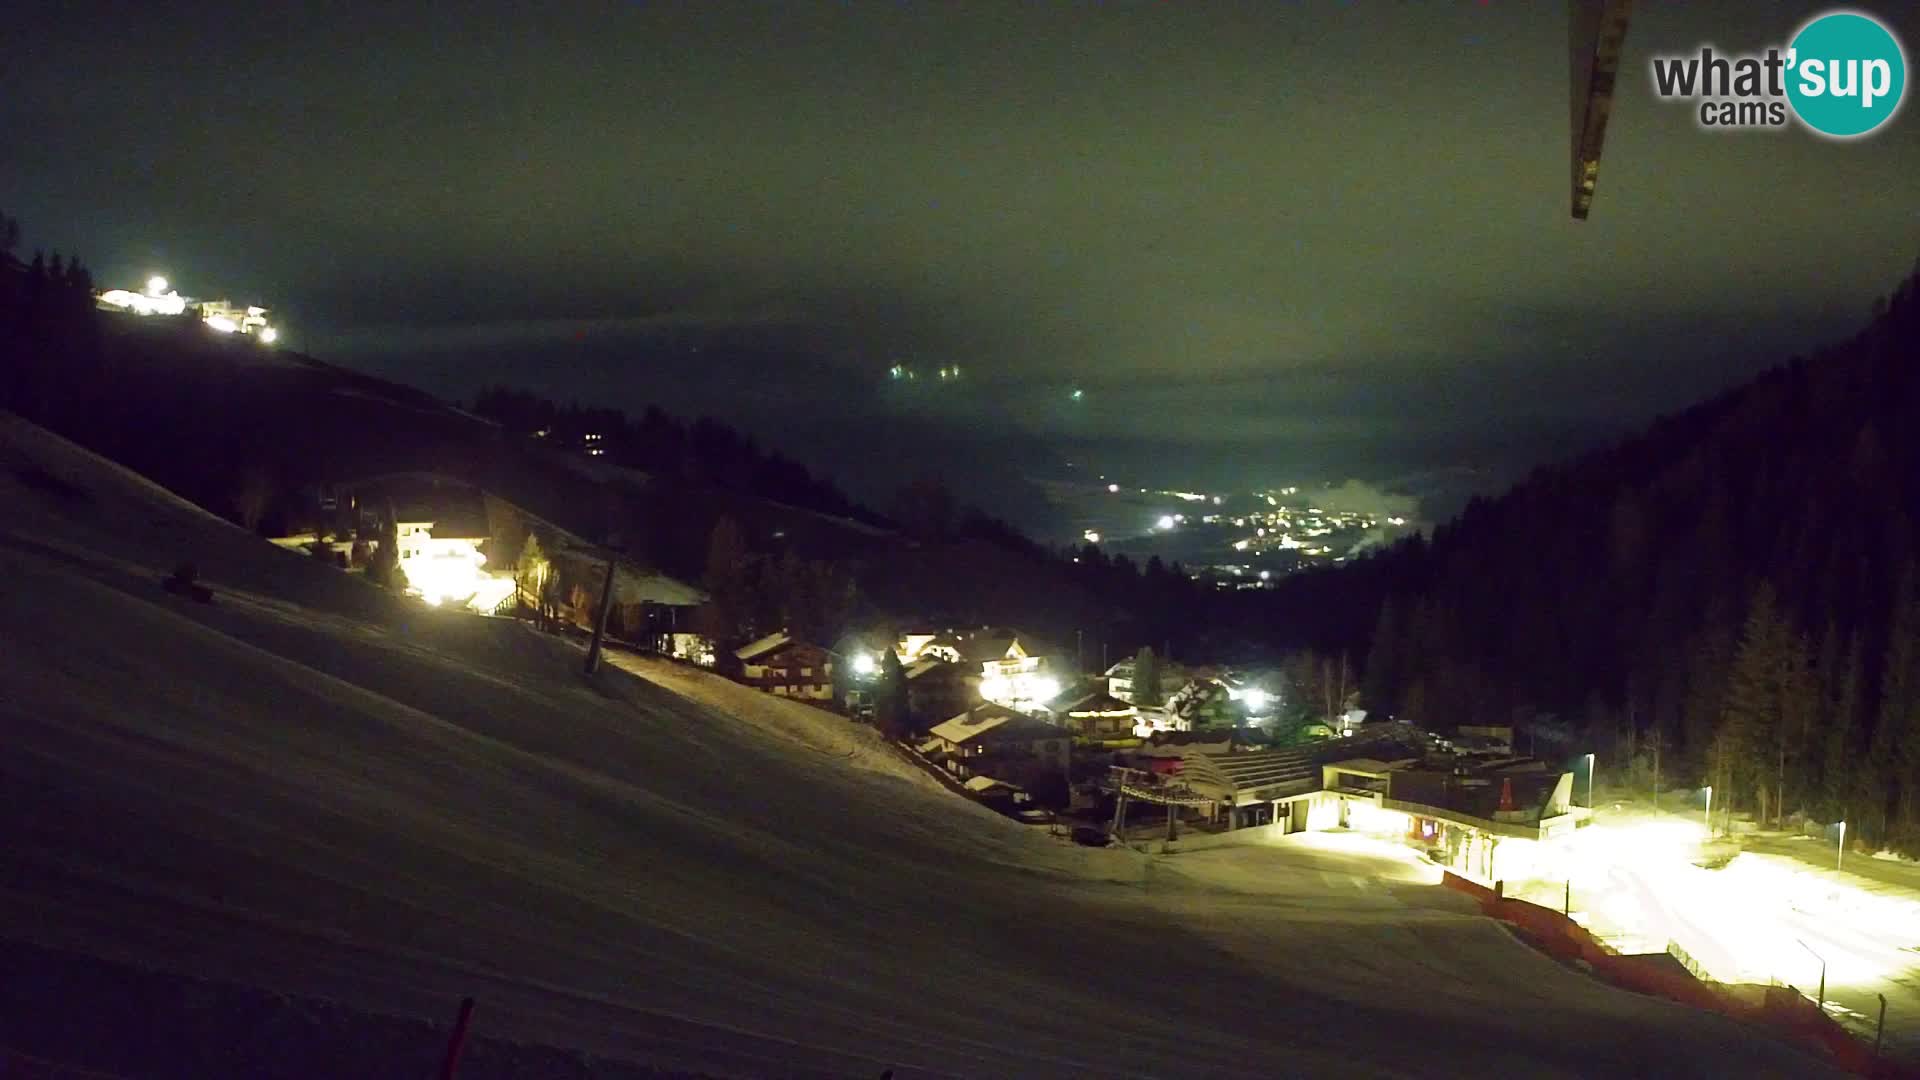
[269, 477, 1578, 885]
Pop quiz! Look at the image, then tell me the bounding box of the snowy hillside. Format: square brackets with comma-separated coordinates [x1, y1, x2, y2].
[0, 413, 1834, 1077]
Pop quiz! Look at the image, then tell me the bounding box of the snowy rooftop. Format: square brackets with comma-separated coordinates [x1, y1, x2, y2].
[962, 775, 1021, 795]
[903, 658, 955, 680]
[1060, 691, 1135, 715]
[928, 704, 1062, 746]
[735, 632, 793, 661]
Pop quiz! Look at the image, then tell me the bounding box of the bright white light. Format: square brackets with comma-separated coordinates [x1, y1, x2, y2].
[259, 327, 279, 344]
[146, 276, 168, 296]
[853, 653, 876, 676]
[1242, 688, 1270, 711]
[980, 675, 1012, 704]
[1259, 570, 1272, 581]
[1029, 676, 1060, 703]
[1083, 530, 1101, 543]
[1156, 515, 1175, 530]
[1107, 483, 1120, 493]
[101, 288, 187, 316]
[206, 315, 239, 334]
[399, 537, 515, 614]
[1233, 540, 1249, 551]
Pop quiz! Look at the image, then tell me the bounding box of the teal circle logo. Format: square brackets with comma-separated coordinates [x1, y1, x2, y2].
[1785, 11, 1907, 138]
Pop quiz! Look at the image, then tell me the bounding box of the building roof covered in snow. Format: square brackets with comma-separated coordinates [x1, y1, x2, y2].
[905, 658, 962, 681]
[735, 632, 793, 662]
[963, 775, 1023, 795]
[928, 703, 1064, 747]
[1058, 690, 1136, 716]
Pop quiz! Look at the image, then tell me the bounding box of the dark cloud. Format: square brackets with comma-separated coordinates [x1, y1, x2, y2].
[6, 2, 1918, 536]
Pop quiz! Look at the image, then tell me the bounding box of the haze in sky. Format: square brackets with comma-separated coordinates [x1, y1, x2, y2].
[6, 2, 1917, 536]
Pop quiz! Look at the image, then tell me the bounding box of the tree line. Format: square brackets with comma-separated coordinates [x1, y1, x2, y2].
[471, 386, 888, 528]
[694, 514, 858, 649]
[0, 208, 102, 424]
[1279, 256, 1920, 853]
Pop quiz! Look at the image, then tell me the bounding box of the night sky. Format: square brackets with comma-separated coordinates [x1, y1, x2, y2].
[7, 2, 1918, 536]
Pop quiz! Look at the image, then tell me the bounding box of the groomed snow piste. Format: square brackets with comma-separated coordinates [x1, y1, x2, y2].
[0, 415, 1836, 1078]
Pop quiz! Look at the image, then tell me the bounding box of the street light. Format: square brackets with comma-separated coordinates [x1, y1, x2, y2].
[1704, 785, 1713, 836]
[1838, 820, 1847, 872]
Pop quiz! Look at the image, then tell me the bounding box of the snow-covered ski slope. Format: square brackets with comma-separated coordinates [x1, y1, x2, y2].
[0, 415, 1833, 1078]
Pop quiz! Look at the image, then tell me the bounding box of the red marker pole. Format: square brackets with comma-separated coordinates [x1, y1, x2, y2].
[439, 997, 477, 1080]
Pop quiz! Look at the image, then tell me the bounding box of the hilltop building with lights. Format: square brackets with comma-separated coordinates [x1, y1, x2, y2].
[95, 275, 279, 343]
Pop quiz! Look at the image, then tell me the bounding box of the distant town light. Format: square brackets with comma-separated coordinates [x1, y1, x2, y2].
[1242, 688, 1270, 712]
[853, 653, 876, 676]
[1070, 388, 1084, 401]
[1083, 530, 1101, 543]
[1233, 539, 1249, 551]
[146, 276, 168, 296]
[259, 326, 278, 344]
[205, 315, 239, 334]
[1107, 483, 1119, 493]
[1156, 515, 1175, 530]
[1259, 569, 1272, 581]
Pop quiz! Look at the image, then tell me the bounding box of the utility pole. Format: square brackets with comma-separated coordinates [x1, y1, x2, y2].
[583, 545, 619, 676]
